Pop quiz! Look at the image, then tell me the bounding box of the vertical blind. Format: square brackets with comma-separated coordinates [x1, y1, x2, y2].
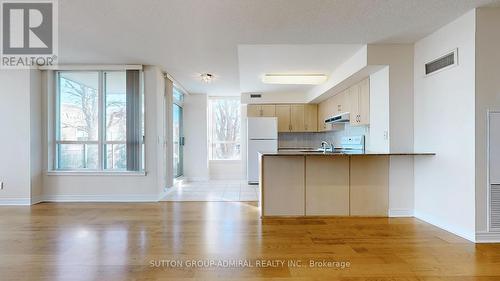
[126, 70, 142, 171]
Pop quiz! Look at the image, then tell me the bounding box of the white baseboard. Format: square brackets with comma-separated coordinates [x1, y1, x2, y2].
[414, 210, 476, 242]
[31, 195, 44, 205]
[184, 177, 210, 182]
[388, 209, 414, 217]
[0, 198, 31, 205]
[42, 194, 160, 202]
[158, 188, 172, 201]
[476, 231, 500, 243]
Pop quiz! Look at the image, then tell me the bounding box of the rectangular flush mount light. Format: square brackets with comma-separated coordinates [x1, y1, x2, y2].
[262, 74, 328, 85]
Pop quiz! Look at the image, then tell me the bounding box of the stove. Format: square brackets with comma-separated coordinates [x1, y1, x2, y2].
[333, 135, 365, 153]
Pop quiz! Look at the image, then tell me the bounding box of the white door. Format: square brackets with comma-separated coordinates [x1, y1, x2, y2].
[247, 139, 278, 183]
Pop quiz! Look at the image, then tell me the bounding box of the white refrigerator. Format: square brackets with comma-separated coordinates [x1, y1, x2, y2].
[247, 117, 278, 184]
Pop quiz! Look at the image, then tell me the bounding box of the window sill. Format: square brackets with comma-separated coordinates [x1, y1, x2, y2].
[46, 171, 147, 176]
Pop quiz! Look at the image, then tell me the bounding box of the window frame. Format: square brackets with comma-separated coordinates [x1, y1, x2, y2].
[208, 96, 242, 161]
[52, 70, 144, 173]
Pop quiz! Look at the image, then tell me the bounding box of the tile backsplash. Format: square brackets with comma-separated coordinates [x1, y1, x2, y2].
[278, 124, 369, 149]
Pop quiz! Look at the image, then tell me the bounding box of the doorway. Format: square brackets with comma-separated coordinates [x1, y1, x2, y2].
[173, 88, 184, 178]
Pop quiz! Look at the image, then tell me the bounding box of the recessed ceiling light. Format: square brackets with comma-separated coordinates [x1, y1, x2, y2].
[200, 73, 214, 83]
[262, 74, 327, 85]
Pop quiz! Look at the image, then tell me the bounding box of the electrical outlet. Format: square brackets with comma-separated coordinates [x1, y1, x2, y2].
[384, 131, 389, 140]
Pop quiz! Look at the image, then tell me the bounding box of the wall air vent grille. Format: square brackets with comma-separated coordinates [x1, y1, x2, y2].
[425, 49, 458, 76]
[490, 184, 500, 230]
[491, 184, 500, 230]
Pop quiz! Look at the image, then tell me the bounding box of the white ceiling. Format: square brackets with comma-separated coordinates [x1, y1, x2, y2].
[238, 44, 363, 95]
[58, 0, 500, 96]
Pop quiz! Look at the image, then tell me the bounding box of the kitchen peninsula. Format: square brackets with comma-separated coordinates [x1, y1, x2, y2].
[259, 151, 434, 217]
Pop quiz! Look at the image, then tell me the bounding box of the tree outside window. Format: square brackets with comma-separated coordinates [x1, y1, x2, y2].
[208, 98, 241, 160]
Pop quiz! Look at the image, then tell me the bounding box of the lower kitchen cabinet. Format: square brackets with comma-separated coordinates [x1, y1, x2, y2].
[261, 155, 390, 217]
[305, 156, 349, 215]
[261, 156, 305, 216]
[349, 156, 389, 216]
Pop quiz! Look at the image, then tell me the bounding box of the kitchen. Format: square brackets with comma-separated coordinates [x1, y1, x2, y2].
[246, 76, 434, 218]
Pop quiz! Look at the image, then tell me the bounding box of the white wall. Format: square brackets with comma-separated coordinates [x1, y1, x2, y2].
[41, 66, 163, 201]
[369, 67, 390, 153]
[0, 70, 32, 204]
[414, 10, 476, 241]
[475, 8, 500, 233]
[30, 70, 43, 203]
[183, 94, 209, 181]
[367, 44, 414, 153]
[241, 92, 309, 104]
[307, 46, 368, 101]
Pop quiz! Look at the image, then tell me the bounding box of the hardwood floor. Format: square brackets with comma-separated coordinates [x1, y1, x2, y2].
[1, 202, 500, 281]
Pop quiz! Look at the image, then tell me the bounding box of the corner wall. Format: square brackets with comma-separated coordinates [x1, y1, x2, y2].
[0, 70, 32, 204]
[183, 94, 209, 181]
[413, 10, 476, 241]
[475, 8, 500, 236]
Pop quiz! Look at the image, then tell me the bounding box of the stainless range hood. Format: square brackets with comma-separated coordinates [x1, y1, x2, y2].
[325, 112, 350, 124]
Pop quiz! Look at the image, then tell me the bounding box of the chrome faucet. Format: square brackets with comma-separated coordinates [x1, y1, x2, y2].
[320, 141, 334, 152]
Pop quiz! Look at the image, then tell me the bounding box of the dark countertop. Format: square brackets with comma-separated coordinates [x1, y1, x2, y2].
[260, 150, 435, 156]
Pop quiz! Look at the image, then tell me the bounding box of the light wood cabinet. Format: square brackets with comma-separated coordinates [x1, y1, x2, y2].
[274, 104, 317, 132]
[305, 156, 350, 215]
[317, 78, 370, 128]
[318, 102, 327, 131]
[350, 156, 389, 216]
[290, 105, 305, 132]
[261, 105, 276, 117]
[349, 84, 360, 125]
[304, 104, 318, 132]
[261, 156, 305, 216]
[275, 105, 291, 132]
[261, 155, 390, 217]
[337, 90, 350, 114]
[247, 104, 261, 117]
[247, 104, 276, 117]
[359, 78, 370, 125]
[350, 78, 370, 126]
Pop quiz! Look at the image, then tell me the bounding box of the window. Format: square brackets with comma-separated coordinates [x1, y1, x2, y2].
[208, 97, 241, 160]
[55, 70, 144, 171]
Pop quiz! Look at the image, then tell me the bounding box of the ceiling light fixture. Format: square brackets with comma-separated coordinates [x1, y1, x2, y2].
[262, 74, 328, 85]
[200, 73, 214, 83]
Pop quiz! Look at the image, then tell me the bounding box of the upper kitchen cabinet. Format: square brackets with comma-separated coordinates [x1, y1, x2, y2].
[337, 90, 350, 114]
[275, 105, 291, 132]
[304, 104, 318, 132]
[290, 105, 305, 132]
[248, 103, 318, 132]
[318, 101, 327, 132]
[318, 98, 336, 132]
[350, 78, 370, 126]
[247, 104, 276, 117]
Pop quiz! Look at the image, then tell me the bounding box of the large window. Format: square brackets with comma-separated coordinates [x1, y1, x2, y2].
[208, 97, 241, 160]
[55, 70, 143, 171]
